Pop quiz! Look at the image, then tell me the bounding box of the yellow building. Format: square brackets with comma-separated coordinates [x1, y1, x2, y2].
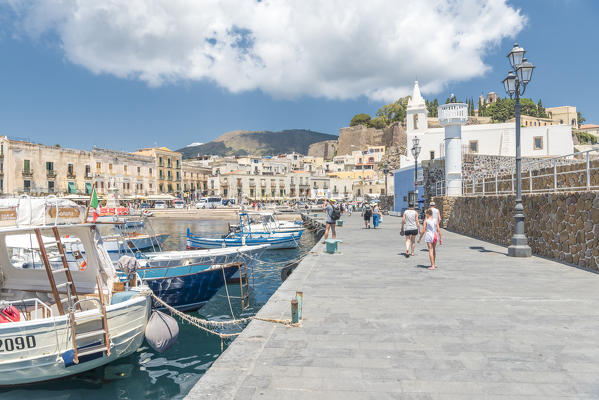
[181, 160, 211, 200]
[546, 106, 578, 129]
[134, 147, 183, 194]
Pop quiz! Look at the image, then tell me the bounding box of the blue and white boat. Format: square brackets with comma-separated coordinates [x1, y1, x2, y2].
[187, 213, 303, 250]
[137, 245, 268, 311]
[186, 230, 302, 250]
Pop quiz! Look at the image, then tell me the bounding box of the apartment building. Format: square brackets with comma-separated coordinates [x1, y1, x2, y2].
[0, 137, 158, 198]
[91, 148, 156, 197]
[134, 147, 183, 194]
[0, 136, 93, 196]
[182, 160, 210, 200]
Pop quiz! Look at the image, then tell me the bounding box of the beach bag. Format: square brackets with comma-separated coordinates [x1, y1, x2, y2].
[331, 205, 341, 221]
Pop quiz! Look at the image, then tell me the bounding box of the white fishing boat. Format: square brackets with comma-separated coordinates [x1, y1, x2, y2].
[229, 211, 303, 234]
[0, 223, 152, 386]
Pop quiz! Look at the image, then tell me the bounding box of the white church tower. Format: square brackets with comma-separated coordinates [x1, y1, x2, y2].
[406, 81, 428, 133]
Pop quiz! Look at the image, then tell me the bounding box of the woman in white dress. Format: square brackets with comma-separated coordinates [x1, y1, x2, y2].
[418, 208, 442, 270]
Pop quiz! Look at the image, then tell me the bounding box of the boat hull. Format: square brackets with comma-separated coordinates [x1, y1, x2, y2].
[143, 264, 239, 311]
[186, 232, 301, 250]
[0, 293, 151, 386]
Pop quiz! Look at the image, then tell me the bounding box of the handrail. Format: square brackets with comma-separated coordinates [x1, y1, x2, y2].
[432, 148, 599, 197]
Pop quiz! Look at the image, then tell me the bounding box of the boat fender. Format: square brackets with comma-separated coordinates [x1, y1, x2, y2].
[144, 310, 179, 353]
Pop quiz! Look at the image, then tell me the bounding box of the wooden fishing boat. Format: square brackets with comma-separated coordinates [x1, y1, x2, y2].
[0, 224, 152, 386]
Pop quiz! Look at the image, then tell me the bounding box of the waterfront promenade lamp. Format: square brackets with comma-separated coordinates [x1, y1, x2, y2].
[383, 164, 390, 196]
[502, 43, 535, 258]
[411, 137, 421, 202]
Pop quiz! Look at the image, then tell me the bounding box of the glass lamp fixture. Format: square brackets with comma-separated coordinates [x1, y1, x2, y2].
[502, 71, 517, 97]
[507, 43, 525, 69]
[516, 58, 535, 85]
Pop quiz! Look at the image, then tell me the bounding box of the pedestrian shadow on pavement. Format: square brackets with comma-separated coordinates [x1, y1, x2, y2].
[470, 246, 505, 255]
[415, 264, 430, 268]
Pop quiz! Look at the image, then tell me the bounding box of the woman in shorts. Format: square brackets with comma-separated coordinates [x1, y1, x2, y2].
[401, 204, 419, 257]
[418, 208, 442, 269]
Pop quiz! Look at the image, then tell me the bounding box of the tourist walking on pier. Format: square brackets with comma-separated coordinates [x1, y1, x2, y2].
[401, 204, 419, 257]
[372, 203, 381, 228]
[418, 209, 442, 270]
[324, 199, 337, 240]
[362, 202, 372, 228]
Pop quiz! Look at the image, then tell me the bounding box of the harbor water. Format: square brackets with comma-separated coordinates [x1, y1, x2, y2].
[0, 217, 320, 400]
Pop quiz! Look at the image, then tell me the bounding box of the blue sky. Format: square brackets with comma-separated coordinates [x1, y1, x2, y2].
[0, 0, 596, 152]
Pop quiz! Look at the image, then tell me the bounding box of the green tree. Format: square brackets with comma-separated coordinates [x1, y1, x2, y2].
[537, 99, 547, 118]
[577, 112, 586, 126]
[369, 116, 387, 129]
[478, 98, 486, 117]
[486, 98, 514, 122]
[520, 98, 538, 117]
[375, 96, 409, 126]
[350, 113, 371, 127]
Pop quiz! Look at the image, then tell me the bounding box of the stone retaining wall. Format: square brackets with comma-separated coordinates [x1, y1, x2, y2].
[433, 191, 599, 271]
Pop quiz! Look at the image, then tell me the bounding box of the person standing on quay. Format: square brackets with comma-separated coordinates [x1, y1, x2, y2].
[324, 199, 337, 240]
[401, 203, 419, 257]
[372, 203, 381, 228]
[362, 202, 372, 228]
[418, 209, 442, 270]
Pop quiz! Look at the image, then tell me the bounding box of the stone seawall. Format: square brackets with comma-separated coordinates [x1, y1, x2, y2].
[433, 192, 599, 271]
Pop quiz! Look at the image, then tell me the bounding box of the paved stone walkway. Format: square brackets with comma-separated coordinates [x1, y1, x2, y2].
[187, 214, 599, 399]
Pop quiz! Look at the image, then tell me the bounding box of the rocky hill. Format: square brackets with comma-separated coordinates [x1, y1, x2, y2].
[177, 129, 337, 158]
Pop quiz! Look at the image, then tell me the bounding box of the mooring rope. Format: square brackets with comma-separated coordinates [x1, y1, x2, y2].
[148, 292, 299, 338]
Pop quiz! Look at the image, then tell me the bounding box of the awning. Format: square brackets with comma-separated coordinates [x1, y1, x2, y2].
[68, 182, 77, 194]
[145, 194, 177, 201]
[85, 182, 93, 194]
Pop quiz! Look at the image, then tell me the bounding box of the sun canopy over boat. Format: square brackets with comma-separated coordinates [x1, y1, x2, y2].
[0, 224, 118, 294]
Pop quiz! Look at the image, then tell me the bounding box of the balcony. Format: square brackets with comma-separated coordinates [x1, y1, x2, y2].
[22, 169, 34, 177]
[46, 170, 56, 178]
[67, 173, 76, 179]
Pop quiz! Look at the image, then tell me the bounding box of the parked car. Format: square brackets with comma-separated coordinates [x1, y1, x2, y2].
[140, 203, 150, 209]
[154, 200, 168, 209]
[173, 200, 185, 209]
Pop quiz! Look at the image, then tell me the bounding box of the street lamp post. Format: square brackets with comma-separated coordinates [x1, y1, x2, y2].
[411, 137, 421, 206]
[503, 43, 535, 258]
[383, 164, 390, 196]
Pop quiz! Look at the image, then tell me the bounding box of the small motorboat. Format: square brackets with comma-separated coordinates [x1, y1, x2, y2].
[0, 223, 152, 386]
[228, 212, 303, 235]
[135, 244, 268, 311]
[186, 228, 302, 250]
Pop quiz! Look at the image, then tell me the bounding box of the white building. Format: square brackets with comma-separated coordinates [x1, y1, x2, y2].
[394, 81, 575, 211]
[402, 81, 574, 167]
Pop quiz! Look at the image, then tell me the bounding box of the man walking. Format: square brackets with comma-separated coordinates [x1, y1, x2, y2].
[324, 199, 337, 240]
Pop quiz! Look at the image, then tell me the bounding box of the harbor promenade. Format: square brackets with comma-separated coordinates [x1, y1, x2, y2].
[187, 213, 599, 399]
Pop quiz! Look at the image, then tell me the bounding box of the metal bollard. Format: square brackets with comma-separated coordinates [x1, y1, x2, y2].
[295, 291, 303, 320]
[291, 299, 299, 324]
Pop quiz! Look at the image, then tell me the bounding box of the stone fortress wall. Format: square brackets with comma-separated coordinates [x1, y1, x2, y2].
[433, 191, 599, 271]
[337, 122, 405, 156]
[307, 140, 338, 160]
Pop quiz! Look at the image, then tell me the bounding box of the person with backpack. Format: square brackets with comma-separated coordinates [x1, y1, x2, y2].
[324, 199, 339, 240]
[362, 202, 372, 228]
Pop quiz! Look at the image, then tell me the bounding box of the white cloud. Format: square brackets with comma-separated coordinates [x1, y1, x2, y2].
[7, 0, 525, 101]
[186, 142, 203, 147]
